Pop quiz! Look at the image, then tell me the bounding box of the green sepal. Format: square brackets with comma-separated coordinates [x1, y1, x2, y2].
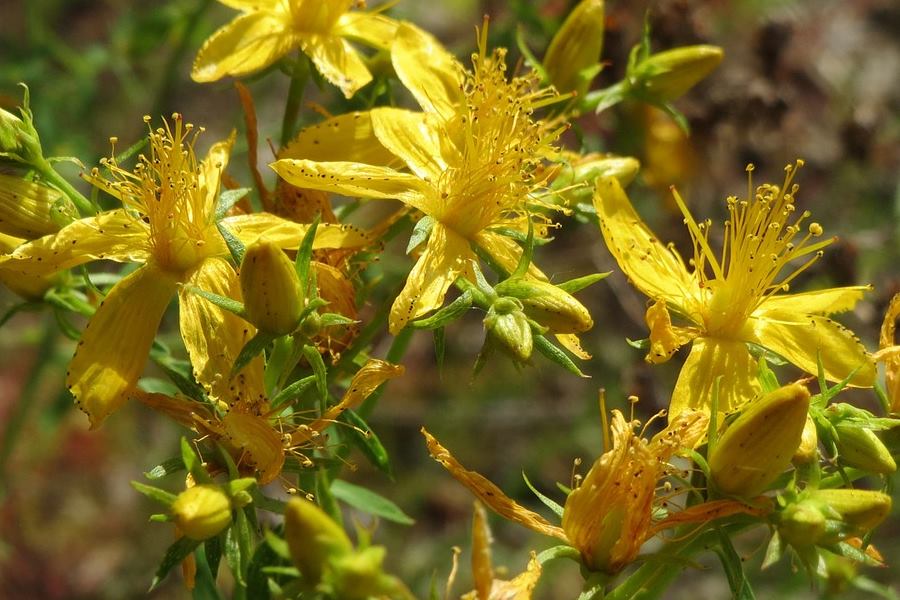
[217, 222, 246, 265]
[215, 188, 251, 220]
[271, 375, 316, 410]
[536, 545, 582, 565]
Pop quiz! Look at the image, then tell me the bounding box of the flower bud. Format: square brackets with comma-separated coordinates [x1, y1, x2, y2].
[834, 424, 896, 474]
[284, 497, 354, 585]
[709, 383, 810, 497]
[792, 416, 818, 464]
[240, 239, 304, 335]
[777, 500, 828, 548]
[329, 546, 405, 600]
[0, 173, 77, 238]
[484, 297, 533, 361]
[543, 0, 605, 97]
[550, 153, 641, 195]
[810, 489, 892, 534]
[0, 103, 43, 165]
[494, 278, 592, 334]
[631, 45, 723, 103]
[171, 484, 233, 540]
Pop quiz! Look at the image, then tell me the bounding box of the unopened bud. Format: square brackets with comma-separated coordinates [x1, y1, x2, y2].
[495, 278, 592, 334]
[484, 297, 533, 361]
[544, 0, 605, 97]
[709, 383, 810, 497]
[834, 424, 896, 474]
[171, 484, 233, 540]
[809, 489, 892, 536]
[778, 500, 827, 547]
[240, 239, 304, 335]
[632, 46, 723, 103]
[0, 173, 77, 238]
[284, 497, 354, 585]
[0, 97, 43, 165]
[550, 154, 641, 194]
[792, 416, 818, 464]
[330, 546, 404, 600]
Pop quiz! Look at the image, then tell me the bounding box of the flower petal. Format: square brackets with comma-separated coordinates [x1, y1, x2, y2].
[201, 132, 235, 211]
[758, 286, 871, 316]
[179, 257, 266, 405]
[370, 107, 448, 180]
[217, 0, 281, 10]
[279, 111, 398, 167]
[270, 159, 434, 213]
[192, 11, 295, 82]
[223, 212, 373, 249]
[0, 209, 149, 276]
[593, 177, 696, 309]
[746, 311, 875, 387]
[67, 264, 177, 428]
[669, 337, 760, 419]
[391, 23, 464, 121]
[301, 34, 371, 98]
[423, 428, 568, 541]
[389, 224, 475, 334]
[333, 13, 397, 49]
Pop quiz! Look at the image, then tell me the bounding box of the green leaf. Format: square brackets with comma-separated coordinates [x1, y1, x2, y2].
[205, 536, 223, 581]
[263, 529, 291, 561]
[746, 342, 788, 366]
[515, 25, 547, 79]
[536, 545, 581, 565]
[411, 291, 473, 330]
[232, 331, 277, 378]
[217, 221, 246, 265]
[193, 542, 223, 600]
[131, 481, 177, 506]
[246, 535, 283, 600]
[183, 284, 246, 318]
[534, 335, 586, 377]
[626, 337, 650, 351]
[302, 344, 328, 403]
[557, 272, 611, 294]
[216, 188, 251, 220]
[149, 536, 200, 591]
[522, 471, 563, 518]
[317, 469, 343, 525]
[761, 531, 783, 570]
[511, 219, 535, 279]
[225, 478, 258, 497]
[340, 409, 393, 478]
[181, 437, 211, 484]
[271, 375, 316, 410]
[294, 214, 320, 297]
[144, 457, 186, 480]
[715, 528, 755, 600]
[406, 215, 434, 254]
[330, 479, 414, 525]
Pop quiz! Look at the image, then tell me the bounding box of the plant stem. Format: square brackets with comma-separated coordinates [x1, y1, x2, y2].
[280, 57, 309, 148]
[36, 158, 96, 215]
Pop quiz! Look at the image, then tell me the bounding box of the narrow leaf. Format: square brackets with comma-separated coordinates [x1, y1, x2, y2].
[340, 409, 393, 478]
[149, 536, 200, 591]
[534, 335, 587, 377]
[331, 479, 414, 525]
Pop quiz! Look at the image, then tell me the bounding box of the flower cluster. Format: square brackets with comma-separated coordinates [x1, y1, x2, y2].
[1, 1, 896, 598]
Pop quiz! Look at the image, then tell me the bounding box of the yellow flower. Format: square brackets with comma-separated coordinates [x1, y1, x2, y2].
[192, 0, 397, 98]
[272, 23, 565, 333]
[423, 406, 763, 574]
[594, 162, 875, 418]
[0, 115, 369, 428]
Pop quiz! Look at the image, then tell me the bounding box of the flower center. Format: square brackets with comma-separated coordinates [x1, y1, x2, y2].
[95, 115, 217, 274]
[674, 161, 833, 336]
[435, 25, 562, 240]
[287, 0, 350, 33]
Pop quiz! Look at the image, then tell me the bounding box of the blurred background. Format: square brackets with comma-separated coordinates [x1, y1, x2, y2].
[0, 0, 898, 598]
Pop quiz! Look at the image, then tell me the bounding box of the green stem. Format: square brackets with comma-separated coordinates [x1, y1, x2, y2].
[280, 57, 309, 148]
[606, 524, 752, 600]
[35, 158, 96, 215]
